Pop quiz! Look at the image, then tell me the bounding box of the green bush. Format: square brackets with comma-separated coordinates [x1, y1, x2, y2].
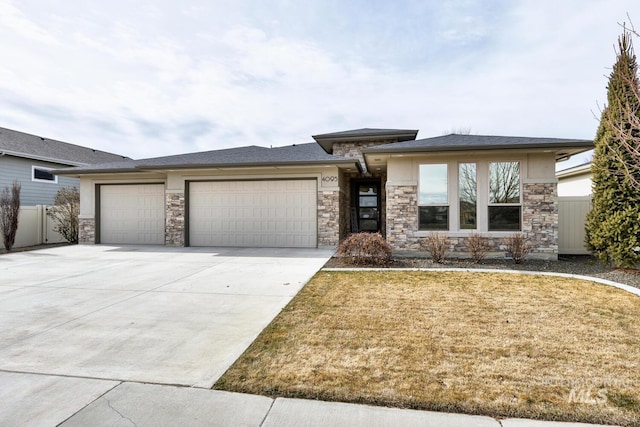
[337, 232, 392, 266]
[587, 206, 640, 267]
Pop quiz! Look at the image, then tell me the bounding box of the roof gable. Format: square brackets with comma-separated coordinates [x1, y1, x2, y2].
[0, 126, 129, 165]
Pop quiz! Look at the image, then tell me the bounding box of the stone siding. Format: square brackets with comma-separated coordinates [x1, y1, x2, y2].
[79, 217, 95, 244]
[385, 185, 420, 250]
[386, 182, 559, 259]
[522, 182, 558, 256]
[333, 139, 395, 173]
[318, 190, 340, 247]
[165, 191, 185, 246]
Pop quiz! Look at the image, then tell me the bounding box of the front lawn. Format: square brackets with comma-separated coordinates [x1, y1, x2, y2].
[215, 271, 640, 426]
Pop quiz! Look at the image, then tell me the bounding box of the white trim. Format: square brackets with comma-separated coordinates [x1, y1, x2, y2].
[31, 165, 58, 184]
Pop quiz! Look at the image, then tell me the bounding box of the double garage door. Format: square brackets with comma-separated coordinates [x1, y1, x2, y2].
[189, 180, 317, 248]
[99, 180, 317, 247]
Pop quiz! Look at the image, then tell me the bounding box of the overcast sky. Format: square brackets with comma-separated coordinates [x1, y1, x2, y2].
[0, 0, 639, 167]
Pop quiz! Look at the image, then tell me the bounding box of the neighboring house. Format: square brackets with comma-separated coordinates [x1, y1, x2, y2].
[0, 126, 129, 206]
[557, 162, 592, 196]
[56, 128, 593, 259]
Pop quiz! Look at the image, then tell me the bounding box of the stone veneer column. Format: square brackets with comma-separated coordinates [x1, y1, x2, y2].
[317, 190, 340, 247]
[385, 185, 420, 251]
[165, 191, 185, 247]
[78, 217, 95, 244]
[522, 182, 558, 258]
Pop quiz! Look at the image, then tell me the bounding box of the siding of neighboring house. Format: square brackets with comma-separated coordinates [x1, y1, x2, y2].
[0, 155, 79, 206]
[557, 172, 592, 196]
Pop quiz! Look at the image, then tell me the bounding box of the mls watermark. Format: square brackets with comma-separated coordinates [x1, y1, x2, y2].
[537, 377, 635, 405]
[567, 387, 608, 405]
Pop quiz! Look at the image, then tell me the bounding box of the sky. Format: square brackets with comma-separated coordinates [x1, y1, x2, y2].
[1, 0, 639, 169]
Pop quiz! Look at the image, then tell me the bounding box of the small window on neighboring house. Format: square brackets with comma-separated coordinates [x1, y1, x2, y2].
[488, 161, 521, 231]
[418, 163, 449, 230]
[32, 166, 57, 183]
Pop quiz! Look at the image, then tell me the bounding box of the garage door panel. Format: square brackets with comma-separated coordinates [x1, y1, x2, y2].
[189, 180, 317, 248]
[100, 184, 165, 245]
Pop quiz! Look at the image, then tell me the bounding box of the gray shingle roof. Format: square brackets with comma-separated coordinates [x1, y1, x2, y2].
[56, 142, 360, 175]
[0, 126, 129, 165]
[363, 134, 593, 153]
[312, 128, 419, 140]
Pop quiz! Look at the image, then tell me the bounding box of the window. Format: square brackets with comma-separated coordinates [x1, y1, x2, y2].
[418, 164, 448, 230]
[459, 163, 476, 229]
[32, 166, 57, 183]
[488, 161, 521, 231]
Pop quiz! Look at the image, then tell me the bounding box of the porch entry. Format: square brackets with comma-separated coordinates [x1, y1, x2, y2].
[351, 179, 381, 233]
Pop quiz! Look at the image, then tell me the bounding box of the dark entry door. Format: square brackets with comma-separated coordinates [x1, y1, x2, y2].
[354, 180, 381, 232]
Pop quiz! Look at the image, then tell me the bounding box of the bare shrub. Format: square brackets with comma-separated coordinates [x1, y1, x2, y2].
[502, 233, 532, 264]
[48, 187, 80, 244]
[421, 232, 448, 264]
[337, 232, 392, 266]
[0, 181, 21, 251]
[464, 232, 490, 264]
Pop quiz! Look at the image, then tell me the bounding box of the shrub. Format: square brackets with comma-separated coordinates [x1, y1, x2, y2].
[0, 181, 21, 251]
[421, 232, 448, 264]
[337, 232, 392, 266]
[464, 232, 490, 264]
[502, 233, 531, 264]
[48, 187, 80, 244]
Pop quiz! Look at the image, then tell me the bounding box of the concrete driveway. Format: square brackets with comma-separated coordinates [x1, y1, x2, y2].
[0, 244, 332, 425]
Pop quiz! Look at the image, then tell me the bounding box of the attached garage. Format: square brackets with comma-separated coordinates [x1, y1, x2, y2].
[188, 179, 317, 248]
[98, 184, 165, 244]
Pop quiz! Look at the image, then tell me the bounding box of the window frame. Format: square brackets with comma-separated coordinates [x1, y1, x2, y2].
[487, 161, 522, 232]
[415, 158, 524, 235]
[417, 163, 450, 231]
[32, 165, 58, 184]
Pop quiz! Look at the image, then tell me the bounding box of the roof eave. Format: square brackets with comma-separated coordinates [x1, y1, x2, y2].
[362, 142, 594, 155]
[134, 159, 360, 171]
[313, 130, 419, 153]
[0, 149, 86, 166]
[54, 167, 141, 176]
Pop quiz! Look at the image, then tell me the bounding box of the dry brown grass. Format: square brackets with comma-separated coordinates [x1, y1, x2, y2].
[215, 271, 640, 426]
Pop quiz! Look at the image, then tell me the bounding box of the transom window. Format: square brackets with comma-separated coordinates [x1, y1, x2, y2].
[32, 166, 57, 183]
[418, 164, 448, 230]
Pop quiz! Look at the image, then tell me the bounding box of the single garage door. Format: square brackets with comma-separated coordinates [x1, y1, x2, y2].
[189, 180, 317, 247]
[99, 184, 165, 244]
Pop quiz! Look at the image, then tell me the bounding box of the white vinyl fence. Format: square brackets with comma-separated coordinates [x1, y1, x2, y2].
[558, 196, 592, 255]
[14, 206, 65, 248]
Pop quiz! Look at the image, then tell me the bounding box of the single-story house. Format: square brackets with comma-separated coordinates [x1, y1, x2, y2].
[56, 128, 593, 259]
[557, 162, 592, 196]
[0, 126, 129, 206]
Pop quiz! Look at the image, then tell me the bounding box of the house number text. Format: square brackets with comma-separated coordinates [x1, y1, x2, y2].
[322, 175, 338, 182]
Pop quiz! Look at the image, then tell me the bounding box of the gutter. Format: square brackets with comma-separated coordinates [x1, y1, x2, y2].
[0, 149, 88, 166]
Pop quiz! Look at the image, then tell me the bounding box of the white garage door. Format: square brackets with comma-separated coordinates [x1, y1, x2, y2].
[189, 180, 317, 248]
[99, 184, 165, 244]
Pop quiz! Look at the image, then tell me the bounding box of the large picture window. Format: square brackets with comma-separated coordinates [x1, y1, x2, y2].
[418, 164, 448, 230]
[488, 161, 521, 231]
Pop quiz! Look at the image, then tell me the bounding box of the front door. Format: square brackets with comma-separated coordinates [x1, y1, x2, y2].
[353, 180, 381, 233]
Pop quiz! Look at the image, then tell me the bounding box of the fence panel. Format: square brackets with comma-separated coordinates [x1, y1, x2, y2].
[558, 196, 592, 255]
[13, 206, 65, 248]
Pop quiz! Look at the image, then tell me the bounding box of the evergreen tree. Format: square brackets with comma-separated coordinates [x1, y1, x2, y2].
[586, 30, 640, 267]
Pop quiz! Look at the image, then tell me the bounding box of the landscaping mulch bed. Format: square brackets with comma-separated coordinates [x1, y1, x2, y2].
[325, 255, 640, 290]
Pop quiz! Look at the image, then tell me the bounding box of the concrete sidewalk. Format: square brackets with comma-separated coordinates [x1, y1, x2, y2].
[0, 374, 609, 426]
[51, 380, 607, 426]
